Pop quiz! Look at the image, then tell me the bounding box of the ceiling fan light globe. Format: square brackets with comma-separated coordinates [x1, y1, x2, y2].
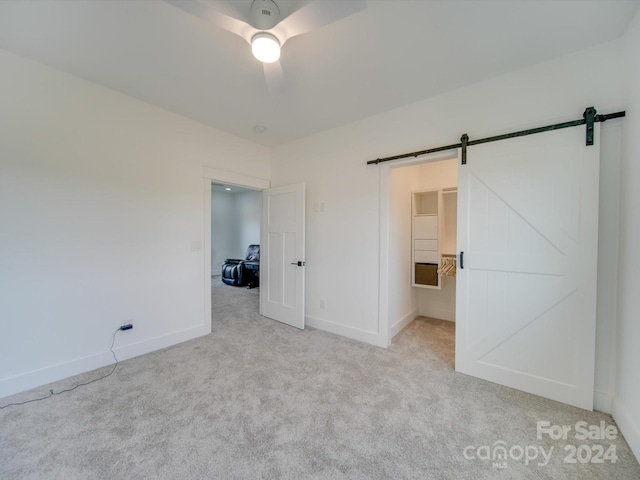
[251, 33, 281, 63]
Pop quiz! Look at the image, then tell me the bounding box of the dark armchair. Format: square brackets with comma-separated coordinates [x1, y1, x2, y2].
[221, 244, 260, 288]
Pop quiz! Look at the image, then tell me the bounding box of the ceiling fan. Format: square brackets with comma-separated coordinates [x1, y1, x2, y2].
[165, 0, 366, 95]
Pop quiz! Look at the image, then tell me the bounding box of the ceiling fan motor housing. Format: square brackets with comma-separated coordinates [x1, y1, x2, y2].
[250, 0, 281, 30]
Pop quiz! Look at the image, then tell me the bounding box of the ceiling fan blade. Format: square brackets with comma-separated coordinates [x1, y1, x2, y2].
[263, 61, 285, 96]
[165, 0, 255, 43]
[271, 0, 366, 44]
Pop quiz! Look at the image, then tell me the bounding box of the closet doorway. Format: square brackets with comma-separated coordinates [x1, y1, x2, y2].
[386, 153, 458, 362]
[380, 121, 603, 411]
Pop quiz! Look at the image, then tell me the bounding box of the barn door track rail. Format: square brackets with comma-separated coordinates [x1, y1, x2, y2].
[367, 107, 625, 166]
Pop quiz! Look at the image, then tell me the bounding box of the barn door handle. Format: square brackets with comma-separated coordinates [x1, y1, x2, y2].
[459, 252, 464, 269]
[290, 261, 306, 266]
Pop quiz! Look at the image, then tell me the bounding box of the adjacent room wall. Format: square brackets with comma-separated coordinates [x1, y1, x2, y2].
[234, 190, 261, 258]
[613, 6, 640, 461]
[211, 190, 236, 273]
[210, 189, 261, 274]
[0, 49, 270, 398]
[270, 40, 626, 411]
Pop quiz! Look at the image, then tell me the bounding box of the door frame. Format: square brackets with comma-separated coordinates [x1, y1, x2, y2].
[203, 167, 270, 328]
[377, 149, 458, 348]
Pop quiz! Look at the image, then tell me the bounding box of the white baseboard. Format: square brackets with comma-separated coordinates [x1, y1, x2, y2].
[418, 306, 456, 322]
[594, 389, 614, 414]
[305, 315, 385, 347]
[612, 397, 640, 463]
[116, 323, 210, 362]
[391, 309, 418, 339]
[0, 323, 210, 400]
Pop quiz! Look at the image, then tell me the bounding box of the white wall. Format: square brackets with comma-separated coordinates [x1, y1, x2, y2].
[594, 120, 623, 414]
[211, 191, 236, 273]
[270, 40, 626, 409]
[613, 6, 640, 461]
[210, 189, 261, 274]
[0, 49, 270, 398]
[388, 164, 420, 336]
[234, 190, 261, 258]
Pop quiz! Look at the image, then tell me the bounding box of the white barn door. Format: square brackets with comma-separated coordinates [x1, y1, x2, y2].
[455, 125, 600, 410]
[261, 183, 305, 329]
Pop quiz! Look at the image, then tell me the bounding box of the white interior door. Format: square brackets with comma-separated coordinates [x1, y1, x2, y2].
[455, 125, 600, 411]
[261, 183, 305, 329]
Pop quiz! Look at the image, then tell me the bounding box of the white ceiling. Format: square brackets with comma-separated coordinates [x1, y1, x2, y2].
[211, 182, 256, 194]
[0, 0, 637, 147]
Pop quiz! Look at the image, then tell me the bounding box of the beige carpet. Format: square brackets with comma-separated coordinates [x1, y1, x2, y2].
[0, 278, 639, 479]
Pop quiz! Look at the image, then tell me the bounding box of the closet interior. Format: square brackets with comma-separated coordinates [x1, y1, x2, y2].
[411, 187, 458, 289]
[389, 156, 458, 331]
